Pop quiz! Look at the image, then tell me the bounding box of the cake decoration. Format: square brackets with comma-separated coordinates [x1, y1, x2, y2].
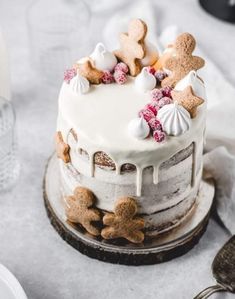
[155, 70, 168, 85]
[157, 102, 191, 136]
[101, 197, 145, 243]
[114, 62, 129, 74]
[135, 67, 156, 92]
[64, 68, 77, 83]
[171, 85, 204, 118]
[128, 117, 150, 140]
[90, 43, 117, 72]
[114, 19, 147, 76]
[153, 129, 166, 142]
[55, 131, 70, 163]
[161, 33, 205, 87]
[65, 187, 101, 236]
[113, 69, 127, 84]
[154, 45, 175, 71]
[140, 41, 159, 67]
[101, 70, 115, 84]
[69, 73, 90, 95]
[174, 70, 206, 100]
[77, 60, 104, 84]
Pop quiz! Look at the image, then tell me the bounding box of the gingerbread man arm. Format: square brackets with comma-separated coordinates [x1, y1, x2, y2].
[126, 231, 144, 243]
[101, 226, 119, 240]
[132, 218, 145, 230]
[103, 213, 116, 226]
[164, 57, 178, 71]
[192, 56, 205, 70]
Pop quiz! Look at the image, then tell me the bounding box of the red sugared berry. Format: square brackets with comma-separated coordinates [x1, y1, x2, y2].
[102, 70, 114, 84]
[158, 97, 172, 109]
[148, 118, 162, 131]
[145, 103, 158, 116]
[114, 62, 129, 74]
[138, 109, 155, 122]
[153, 130, 166, 142]
[64, 68, 77, 83]
[114, 70, 127, 84]
[155, 70, 167, 84]
[150, 88, 163, 102]
[146, 66, 156, 75]
[161, 86, 172, 98]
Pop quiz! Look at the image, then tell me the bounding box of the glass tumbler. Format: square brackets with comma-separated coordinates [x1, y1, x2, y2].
[0, 97, 20, 192]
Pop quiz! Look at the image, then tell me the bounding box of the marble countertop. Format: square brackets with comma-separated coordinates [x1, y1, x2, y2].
[0, 0, 234, 298]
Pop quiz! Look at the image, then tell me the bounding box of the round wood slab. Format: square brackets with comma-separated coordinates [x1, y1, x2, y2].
[43, 154, 215, 266]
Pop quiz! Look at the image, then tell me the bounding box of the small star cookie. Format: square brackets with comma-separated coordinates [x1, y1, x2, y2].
[114, 19, 147, 77]
[77, 60, 103, 84]
[65, 187, 101, 236]
[171, 86, 204, 118]
[55, 131, 70, 163]
[101, 197, 145, 243]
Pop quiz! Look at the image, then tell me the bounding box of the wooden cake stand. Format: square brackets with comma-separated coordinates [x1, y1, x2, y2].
[43, 154, 215, 266]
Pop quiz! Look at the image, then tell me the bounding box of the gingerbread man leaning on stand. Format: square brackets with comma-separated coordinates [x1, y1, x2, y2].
[114, 19, 147, 77]
[101, 197, 145, 244]
[161, 33, 205, 87]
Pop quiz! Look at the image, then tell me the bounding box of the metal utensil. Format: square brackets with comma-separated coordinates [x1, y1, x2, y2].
[194, 235, 235, 299]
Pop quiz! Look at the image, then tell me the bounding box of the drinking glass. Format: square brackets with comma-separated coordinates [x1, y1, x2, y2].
[0, 97, 20, 192]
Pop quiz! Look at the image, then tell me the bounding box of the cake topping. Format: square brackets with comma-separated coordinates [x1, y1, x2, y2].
[69, 73, 90, 95]
[153, 129, 166, 142]
[77, 60, 104, 84]
[65, 187, 101, 236]
[135, 67, 156, 92]
[101, 197, 145, 243]
[138, 108, 155, 122]
[114, 62, 129, 74]
[140, 41, 159, 67]
[64, 68, 77, 84]
[90, 43, 117, 72]
[101, 70, 115, 84]
[161, 33, 205, 87]
[128, 117, 150, 140]
[171, 85, 204, 118]
[114, 19, 147, 76]
[55, 131, 70, 163]
[113, 69, 127, 84]
[174, 70, 206, 100]
[157, 102, 191, 136]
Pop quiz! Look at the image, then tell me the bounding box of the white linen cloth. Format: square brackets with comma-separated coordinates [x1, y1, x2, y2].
[102, 0, 235, 235]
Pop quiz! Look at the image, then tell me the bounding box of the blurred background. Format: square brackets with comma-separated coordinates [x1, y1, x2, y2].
[0, 1, 235, 298]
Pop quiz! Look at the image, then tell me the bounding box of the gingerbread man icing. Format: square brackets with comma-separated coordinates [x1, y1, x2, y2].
[114, 19, 147, 77]
[65, 187, 101, 236]
[161, 33, 205, 88]
[101, 197, 145, 243]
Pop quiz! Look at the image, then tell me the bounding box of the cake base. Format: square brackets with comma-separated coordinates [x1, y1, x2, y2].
[43, 154, 214, 266]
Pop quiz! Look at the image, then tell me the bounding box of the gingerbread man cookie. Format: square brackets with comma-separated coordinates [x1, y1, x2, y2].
[161, 33, 205, 88]
[101, 197, 145, 243]
[77, 60, 104, 84]
[65, 187, 101, 236]
[114, 19, 147, 77]
[55, 131, 70, 163]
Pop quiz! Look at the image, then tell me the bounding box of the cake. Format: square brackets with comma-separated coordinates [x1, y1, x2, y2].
[55, 19, 206, 245]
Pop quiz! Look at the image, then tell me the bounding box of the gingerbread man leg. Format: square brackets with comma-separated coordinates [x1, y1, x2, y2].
[101, 227, 120, 240]
[126, 231, 144, 243]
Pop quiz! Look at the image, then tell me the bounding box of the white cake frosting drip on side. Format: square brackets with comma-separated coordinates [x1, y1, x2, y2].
[57, 78, 206, 196]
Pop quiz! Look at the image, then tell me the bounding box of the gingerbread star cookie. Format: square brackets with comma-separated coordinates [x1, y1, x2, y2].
[77, 60, 103, 84]
[55, 131, 70, 163]
[101, 197, 145, 243]
[114, 19, 147, 77]
[171, 85, 204, 118]
[65, 187, 101, 236]
[161, 33, 205, 87]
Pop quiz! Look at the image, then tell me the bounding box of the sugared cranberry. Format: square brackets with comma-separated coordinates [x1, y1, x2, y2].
[158, 97, 172, 109]
[153, 130, 166, 142]
[138, 109, 155, 122]
[64, 68, 77, 83]
[161, 86, 172, 98]
[102, 70, 114, 84]
[113, 70, 127, 84]
[148, 118, 162, 131]
[150, 88, 163, 102]
[114, 62, 129, 74]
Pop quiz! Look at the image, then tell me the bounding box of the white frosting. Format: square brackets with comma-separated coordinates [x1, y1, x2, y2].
[128, 117, 150, 140]
[157, 103, 191, 136]
[175, 70, 206, 100]
[69, 74, 90, 95]
[140, 41, 159, 67]
[90, 43, 117, 71]
[135, 68, 156, 93]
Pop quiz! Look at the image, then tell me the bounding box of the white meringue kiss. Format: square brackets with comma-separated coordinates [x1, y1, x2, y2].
[141, 41, 159, 67]
[157, 102, 191, 136]
[128, 117, 150, 140]
[175, 70, 206, 100]
[69, 74, 90, 95]
[90, 43, 117, 71]
[135, 67, 156, 93]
